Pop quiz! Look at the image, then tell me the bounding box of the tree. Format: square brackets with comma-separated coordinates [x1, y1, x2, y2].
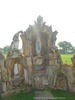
[3, 46, 10, 54]
[58, 41, 73, 54]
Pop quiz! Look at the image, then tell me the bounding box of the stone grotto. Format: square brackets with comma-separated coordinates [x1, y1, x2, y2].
[0, 16, 75, 96]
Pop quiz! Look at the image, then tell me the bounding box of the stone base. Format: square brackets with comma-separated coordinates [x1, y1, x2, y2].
[1, 89, 15, 97]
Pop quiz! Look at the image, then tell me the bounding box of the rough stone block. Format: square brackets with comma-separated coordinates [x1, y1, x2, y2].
[33, 65, 45, 71]
[55, 60, 58, 65]
[23, 41, 31, 57]
[34, 77, 43, 89]
[49, 60, 54, 65]
[49, 53, 53, 59]
[33, 56, 43, 65]
[42, 76, 49, 86]
[56, 76, 67, 91]
[26, 57, 32, 66]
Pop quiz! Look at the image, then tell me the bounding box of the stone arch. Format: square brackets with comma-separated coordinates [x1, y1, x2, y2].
[5, 56, 24, 88]
[8, 31, 24, 57]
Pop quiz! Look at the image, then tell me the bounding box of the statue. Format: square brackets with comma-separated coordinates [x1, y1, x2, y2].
[13, 62, 19, 78]
[36, 36, 41, 55]
[37, 15, 43, 26]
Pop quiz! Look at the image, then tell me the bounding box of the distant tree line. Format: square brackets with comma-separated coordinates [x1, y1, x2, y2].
[0, 45, 10, 54]
[58, 41, 75, 54]
[0, 45, 22, 54]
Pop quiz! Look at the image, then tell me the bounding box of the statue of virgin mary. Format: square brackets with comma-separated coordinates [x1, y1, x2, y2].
[14, 63, 19, 76]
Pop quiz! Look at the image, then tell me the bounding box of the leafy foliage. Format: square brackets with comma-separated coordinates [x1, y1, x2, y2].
[0, 45, 10, 54]
[3, 46, 10, 54]
[58, 41, 73, 54]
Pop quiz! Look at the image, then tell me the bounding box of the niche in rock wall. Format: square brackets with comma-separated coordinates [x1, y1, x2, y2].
[13, 62, 19, 78]
[40, 32, 48, 56]
[36, 36, 41, 55]
[12, 60, 23, 78]
[8, 59, 22, 77]
[9, 59, 24, 86]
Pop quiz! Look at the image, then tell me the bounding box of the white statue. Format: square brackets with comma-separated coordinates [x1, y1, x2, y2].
[14, 63, 19, 77]
[36, 37, 41, 55]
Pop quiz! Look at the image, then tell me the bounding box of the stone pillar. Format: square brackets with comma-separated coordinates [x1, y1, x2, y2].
[26, 57, 32, 85]
[24, 68, 29, 84]
[1, 68, 7, 93]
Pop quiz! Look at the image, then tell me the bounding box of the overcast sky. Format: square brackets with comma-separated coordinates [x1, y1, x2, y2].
[0, 0, 75, 48]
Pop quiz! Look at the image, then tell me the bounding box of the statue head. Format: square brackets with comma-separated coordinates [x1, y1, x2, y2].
[37, 16, 43, 25]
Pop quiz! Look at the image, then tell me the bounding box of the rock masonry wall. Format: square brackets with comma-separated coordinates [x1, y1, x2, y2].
[0, 16, 75, 96]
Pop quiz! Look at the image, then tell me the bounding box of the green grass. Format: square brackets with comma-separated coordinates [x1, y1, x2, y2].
[3, 53, 7, 59]
[45, 88, 75, 100]
[61, 54, 73, 64]
[50, 89, 75, 100]
[2, 88, 75, 100]
[2, 89, 35, 100]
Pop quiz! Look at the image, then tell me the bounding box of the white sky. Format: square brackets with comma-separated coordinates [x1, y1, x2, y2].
[0, 0, 75, 48]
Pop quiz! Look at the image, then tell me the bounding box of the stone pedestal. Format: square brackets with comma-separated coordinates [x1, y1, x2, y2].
[56, 76, 67, 91]
[34, 77, 44, 89]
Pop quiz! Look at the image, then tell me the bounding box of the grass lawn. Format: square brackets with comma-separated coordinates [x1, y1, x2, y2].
[4, 53, 7, 59]
[2, 88, 75, 100]
[45, 88, 75, 100]
[2, 89, 35, 100]
[50, 89, 75, 100]
[61, 54, 73, 64]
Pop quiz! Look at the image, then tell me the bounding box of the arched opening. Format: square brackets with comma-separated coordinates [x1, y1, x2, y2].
[13, 60, 19, 78]
[10, 58, 24, 86]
